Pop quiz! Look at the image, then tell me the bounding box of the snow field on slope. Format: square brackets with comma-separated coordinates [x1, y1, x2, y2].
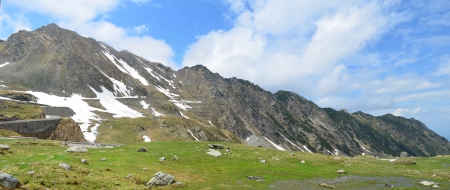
[96, 68, 135, 97]
[279, 133, 304, 152]
[89, 86, 143, 118]
[143, 135, 151, 142]
[140, 101, 149, 109]
[25, 91, 102, 142]
[27, 87, 144, 142]
[102, 49, 149, 86]
[187, 129, 199, 142]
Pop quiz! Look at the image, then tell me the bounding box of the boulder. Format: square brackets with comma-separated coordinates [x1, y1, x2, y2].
[337, 170, 346, 174]
[159, 157, 166, 162]
[206, 149, 222, 157]
[146, 171, 176, 188]
[67, 147, 88, 153]
[0, 172, 21, 189]
[301, 160, 305, 164]
[137, 147, 147, 152]
[59, 163, 71, 170]
[400, 151, 409, 157]
[260, 160, 266, 164]
[0, 144, 10, 150]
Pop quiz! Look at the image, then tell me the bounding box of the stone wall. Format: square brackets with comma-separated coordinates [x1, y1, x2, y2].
[0, 118, 62, 137]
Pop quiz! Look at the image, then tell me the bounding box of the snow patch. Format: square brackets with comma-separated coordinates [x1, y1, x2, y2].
[151, 107, 164, 117]
[246, 136, 251, 142]
[303, 145, 313, 153]
[187, 129, 199, 142]
[0, 84, 7, 88]
[208, 120, 213, 126]
[173, 73, 176, 78]
[89, 86, 143, 118]
[263, 137, 285, 151]
[84, 122, 101, 142]
[179, 111, 189, 119]
[279, 133, 304, 152]
[0, 62, 11, 68]
[155, 85, 197, 110]
[139, 101, 149, 109]
[102, 50, 148, 86]
[96, 68, 135, 97]
[143, 135, 151, 142]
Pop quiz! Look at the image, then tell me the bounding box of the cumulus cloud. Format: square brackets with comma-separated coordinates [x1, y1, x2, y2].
[393, 107, 421, 117]
[183, 0, 407, 99]
[8, 0, 174, 65]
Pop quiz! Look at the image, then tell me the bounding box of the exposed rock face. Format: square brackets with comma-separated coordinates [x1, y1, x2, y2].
[0, 24, 448, 157]
[0, 92, 37, 102]
[47, 117, 86, 142]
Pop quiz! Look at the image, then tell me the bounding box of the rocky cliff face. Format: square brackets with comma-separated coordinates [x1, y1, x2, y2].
[0, 24, 448, 156]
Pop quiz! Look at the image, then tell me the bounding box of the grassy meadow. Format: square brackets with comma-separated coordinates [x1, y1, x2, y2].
[0, 139, 449, 189]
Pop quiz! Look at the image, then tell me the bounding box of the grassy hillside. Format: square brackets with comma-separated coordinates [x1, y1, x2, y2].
[0, 139, 449, 189]
[0, 100, 45, 121]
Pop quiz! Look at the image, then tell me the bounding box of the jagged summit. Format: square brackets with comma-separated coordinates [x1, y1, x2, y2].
[0, 24, 448, 156]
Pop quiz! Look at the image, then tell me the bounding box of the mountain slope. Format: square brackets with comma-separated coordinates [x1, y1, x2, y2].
[0, 24, 448, 156]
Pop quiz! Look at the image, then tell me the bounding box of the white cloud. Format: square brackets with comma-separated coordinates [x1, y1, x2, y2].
[0, 12, 32, 38]
[183, 0, 407, 98]
[133, 25, 148, 34]
[393, 107, 421, 117]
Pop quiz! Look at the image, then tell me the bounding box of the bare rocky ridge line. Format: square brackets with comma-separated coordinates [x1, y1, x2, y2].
[0, 24, 448, 157]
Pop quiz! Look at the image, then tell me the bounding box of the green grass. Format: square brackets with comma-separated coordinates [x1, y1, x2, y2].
[0, 139, 449, 189]
[0, 100, 45, 120]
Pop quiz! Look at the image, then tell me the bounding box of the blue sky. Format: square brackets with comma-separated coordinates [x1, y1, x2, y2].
[0, 0, 449, 140]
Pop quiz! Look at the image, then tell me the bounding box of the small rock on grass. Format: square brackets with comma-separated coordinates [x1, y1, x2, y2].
[0, 172, 21, 189]
[260, 160, 266, 164]
[146, 171, 176, 188]
[27, 171, 35, 176]
[301, 160, 305, 164]
[81, 159, 88, 164]
[0, 144, 10, 150]
[59, 163, 71, 170]
[100, 158, 107, 161]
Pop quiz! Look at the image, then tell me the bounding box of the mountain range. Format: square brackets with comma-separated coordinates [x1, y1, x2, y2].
[0, 24, 448, 157]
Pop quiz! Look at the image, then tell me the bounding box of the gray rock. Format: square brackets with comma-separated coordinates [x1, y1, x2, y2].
[125, 174, 133, 179]
[81, 159, 88, 164]
[159, 157, 166, 162]
[0, 172, 21, 189]
[247, 176, 264, 180]
[100, 158, 107, 161]
[172, 155, 179, 160]
[137, 147, 147, 152]
[59, 163, 71, 170]
[400, 151, 409, 157]
[66, 147, 88, 153]
[27, 170, 35, 176]
[289, 153, 295, 156]
[319, 183, 336, 189]
[260, 160, 266, 164]
[206, 149, 222, 157]
[272, 157, 280, 160]
[0, 144, 10, 150]
[146, 171, 175, 188]
[301, 160, 305, 164]
[337, 169, 346, 174]
[419, 181, 435, 186]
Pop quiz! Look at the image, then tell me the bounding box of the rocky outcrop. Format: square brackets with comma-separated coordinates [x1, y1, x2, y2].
[0, 92, 37, 102]
[47, 117, 86, 142]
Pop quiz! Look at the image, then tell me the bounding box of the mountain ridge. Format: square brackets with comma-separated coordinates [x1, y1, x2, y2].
[0, 23, 448, 157]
